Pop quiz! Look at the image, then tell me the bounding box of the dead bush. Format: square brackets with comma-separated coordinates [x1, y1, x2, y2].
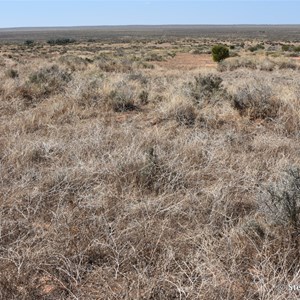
[13, 65, 72, 108]
[29, 65, 71, 86]
[58, 55, 89, 71]
[259, 58, 276, 71]
[264, 166, 300, 236]
[218, 57, 257, 72]
[107, 81, 137, 112]
[187, 74, 227, 107]
[95, 55, 133, 73]
[113, 147, 185, 195]
[70, 77, 104, 108]
[232, 79, 281, 120]
[175, 104, 196, 126]
[277, 60, 298, 70]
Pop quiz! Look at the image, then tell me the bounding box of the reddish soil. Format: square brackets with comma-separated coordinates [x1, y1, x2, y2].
[291, 57, 300, 67]
[156, 53, 216, 70]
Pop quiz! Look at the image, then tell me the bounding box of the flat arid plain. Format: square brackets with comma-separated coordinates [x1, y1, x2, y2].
[0, 26, 300, 299]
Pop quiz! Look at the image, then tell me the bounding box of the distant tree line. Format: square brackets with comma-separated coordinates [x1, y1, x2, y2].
[47, 38, 76, 45]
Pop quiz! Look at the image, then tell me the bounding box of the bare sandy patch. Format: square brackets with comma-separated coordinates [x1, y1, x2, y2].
[156, 53, 216, 70]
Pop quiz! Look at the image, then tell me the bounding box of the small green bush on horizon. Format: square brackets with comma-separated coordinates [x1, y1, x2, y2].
[24, 40, 34, 46]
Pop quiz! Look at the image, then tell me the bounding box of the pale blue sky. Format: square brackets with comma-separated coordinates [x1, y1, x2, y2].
[1, 1, 300, 28]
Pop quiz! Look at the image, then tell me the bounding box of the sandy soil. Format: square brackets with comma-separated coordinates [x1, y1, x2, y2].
[156, 53, 216, 70]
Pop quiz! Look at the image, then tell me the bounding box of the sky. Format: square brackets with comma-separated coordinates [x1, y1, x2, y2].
[0, 0, 300, 28]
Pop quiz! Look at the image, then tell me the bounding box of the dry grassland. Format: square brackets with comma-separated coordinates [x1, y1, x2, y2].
[0, 37, 300, 299]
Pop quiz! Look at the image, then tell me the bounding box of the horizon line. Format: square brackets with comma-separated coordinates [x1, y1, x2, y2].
[1, 24, 300, 30]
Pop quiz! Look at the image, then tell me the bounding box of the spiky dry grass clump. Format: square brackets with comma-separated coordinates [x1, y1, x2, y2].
[0, 40, 300, 300]
[218, 56, 299, 72]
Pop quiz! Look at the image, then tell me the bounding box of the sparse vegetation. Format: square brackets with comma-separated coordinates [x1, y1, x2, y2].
[218, 56, 299, 72]
[0, 32, 300, 299]
[248, 43, 265, 52]
[232, 77, 281, 120]
[282, 44, 300, 52]
[108, 87, 137, 112]
[187, 74, 229, 108]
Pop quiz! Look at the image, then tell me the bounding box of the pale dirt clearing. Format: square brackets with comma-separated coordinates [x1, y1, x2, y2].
[155, 53, 216, 70]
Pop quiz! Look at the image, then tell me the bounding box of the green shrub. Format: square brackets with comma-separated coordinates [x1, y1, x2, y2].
[24, 40, 34, 46]
[211, 45, 229, 62]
